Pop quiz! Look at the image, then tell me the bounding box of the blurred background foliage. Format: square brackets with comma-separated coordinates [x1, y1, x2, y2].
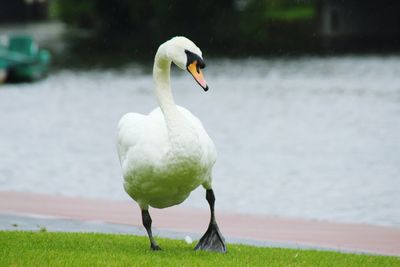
[52, 0, 318, 57]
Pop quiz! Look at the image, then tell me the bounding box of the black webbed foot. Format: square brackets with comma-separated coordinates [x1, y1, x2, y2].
[195, 189, 227, 253]
[195, 222, 226, 252]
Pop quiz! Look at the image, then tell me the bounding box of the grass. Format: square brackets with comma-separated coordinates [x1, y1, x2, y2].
[1, 231, 399, 267]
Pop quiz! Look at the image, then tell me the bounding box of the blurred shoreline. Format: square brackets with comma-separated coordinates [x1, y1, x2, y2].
[2, 21, 400, 70]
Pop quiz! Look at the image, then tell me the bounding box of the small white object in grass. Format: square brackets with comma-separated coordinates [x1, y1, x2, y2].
[184, 235, 193, 244]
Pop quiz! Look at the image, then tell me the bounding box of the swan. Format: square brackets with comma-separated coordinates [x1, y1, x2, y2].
[117, 36, 226, 252]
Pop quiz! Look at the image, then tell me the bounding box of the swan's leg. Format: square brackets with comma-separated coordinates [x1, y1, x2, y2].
[141, 209, 161, 251]
[194, 189, 227, 253]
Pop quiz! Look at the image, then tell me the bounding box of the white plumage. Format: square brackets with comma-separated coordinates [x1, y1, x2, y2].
[117, 37, 216, 210]
[117, 106, 216, 209]
[116, 37, 226, 252]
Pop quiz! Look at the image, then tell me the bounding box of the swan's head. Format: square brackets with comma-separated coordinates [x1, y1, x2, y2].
[166, 36, 208, 91]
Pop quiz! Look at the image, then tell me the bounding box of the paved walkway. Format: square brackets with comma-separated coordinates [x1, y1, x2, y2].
[1, 191, 399, 256]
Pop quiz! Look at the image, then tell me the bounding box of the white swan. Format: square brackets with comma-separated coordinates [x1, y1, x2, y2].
[117, 36, 226, 252]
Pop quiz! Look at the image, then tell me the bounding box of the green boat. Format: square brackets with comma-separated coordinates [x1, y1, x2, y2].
[0, 35, 51, 83]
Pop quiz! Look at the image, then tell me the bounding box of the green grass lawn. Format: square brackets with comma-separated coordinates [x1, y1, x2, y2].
[1, 231, 399, 266]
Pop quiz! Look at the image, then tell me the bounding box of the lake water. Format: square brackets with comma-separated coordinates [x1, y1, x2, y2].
[1, 56, 399, 227]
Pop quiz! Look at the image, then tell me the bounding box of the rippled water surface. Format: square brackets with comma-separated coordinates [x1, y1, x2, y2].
[1, 56, 399, 226]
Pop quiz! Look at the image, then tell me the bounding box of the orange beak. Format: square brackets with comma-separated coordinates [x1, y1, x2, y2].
[187, 60, 208, 91]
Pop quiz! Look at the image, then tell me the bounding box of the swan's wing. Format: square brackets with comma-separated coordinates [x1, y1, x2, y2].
[117, 112, 148, 165]
[176, 106, 217, 165]
[117, 109, 168, 167]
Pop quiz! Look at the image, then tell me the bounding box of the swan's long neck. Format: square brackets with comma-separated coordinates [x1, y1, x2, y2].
[153, 44, 183, 128]
[153, 43, 194, 145]
[153, 45, 178, 118]
[153, 42, 202, 159]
